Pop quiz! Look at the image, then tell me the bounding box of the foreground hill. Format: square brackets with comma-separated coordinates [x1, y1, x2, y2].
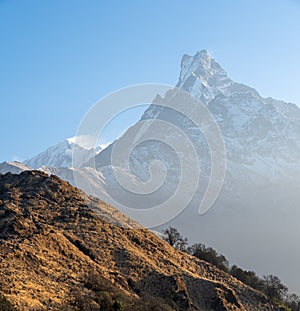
[0, 171, 282, 310]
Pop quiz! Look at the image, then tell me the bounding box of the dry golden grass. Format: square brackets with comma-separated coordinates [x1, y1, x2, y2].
[0, 171, 281, 310]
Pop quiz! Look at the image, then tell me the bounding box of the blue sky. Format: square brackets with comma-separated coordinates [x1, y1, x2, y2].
[1, 0, 300, 162]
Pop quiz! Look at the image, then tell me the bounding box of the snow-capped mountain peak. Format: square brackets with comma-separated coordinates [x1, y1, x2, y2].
[176, 50, 234, 103]
[176, 50, 265, 106]
[178, 50, 227, 84]
[23, 137, 99, 169]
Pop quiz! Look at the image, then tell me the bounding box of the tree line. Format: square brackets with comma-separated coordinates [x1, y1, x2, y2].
[162, 226, 300, 311]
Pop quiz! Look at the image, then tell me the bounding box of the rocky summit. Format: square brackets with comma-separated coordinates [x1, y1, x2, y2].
[0, 171, 282, 310]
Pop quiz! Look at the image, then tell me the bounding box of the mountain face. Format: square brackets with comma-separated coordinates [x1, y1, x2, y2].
[0, 171, 282, 310]
[93, 50, 300, 179]
[23, 137, 100, 169]
[91, 50, 300, 206]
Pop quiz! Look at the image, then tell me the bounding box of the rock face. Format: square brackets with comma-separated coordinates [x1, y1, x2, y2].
[0, 171, 281, 310]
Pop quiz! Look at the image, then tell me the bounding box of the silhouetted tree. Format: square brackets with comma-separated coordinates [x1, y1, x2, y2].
[261, 274, 288, 302]
[162, 227, 188, 251]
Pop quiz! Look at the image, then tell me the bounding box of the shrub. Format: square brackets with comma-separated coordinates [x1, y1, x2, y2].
[230, 265, 262, 291]
[187, 243, 229, 272]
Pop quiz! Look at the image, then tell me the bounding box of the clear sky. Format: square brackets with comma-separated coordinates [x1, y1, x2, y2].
[1, 0, 300, 162]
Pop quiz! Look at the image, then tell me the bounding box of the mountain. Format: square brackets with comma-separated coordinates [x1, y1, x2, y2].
[96, 50, 300, 173]
[91, 50, 300, 210]
[91, 51, 300, 187]
[23, 137, 101, 169]
[0, 171, 282, 310]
